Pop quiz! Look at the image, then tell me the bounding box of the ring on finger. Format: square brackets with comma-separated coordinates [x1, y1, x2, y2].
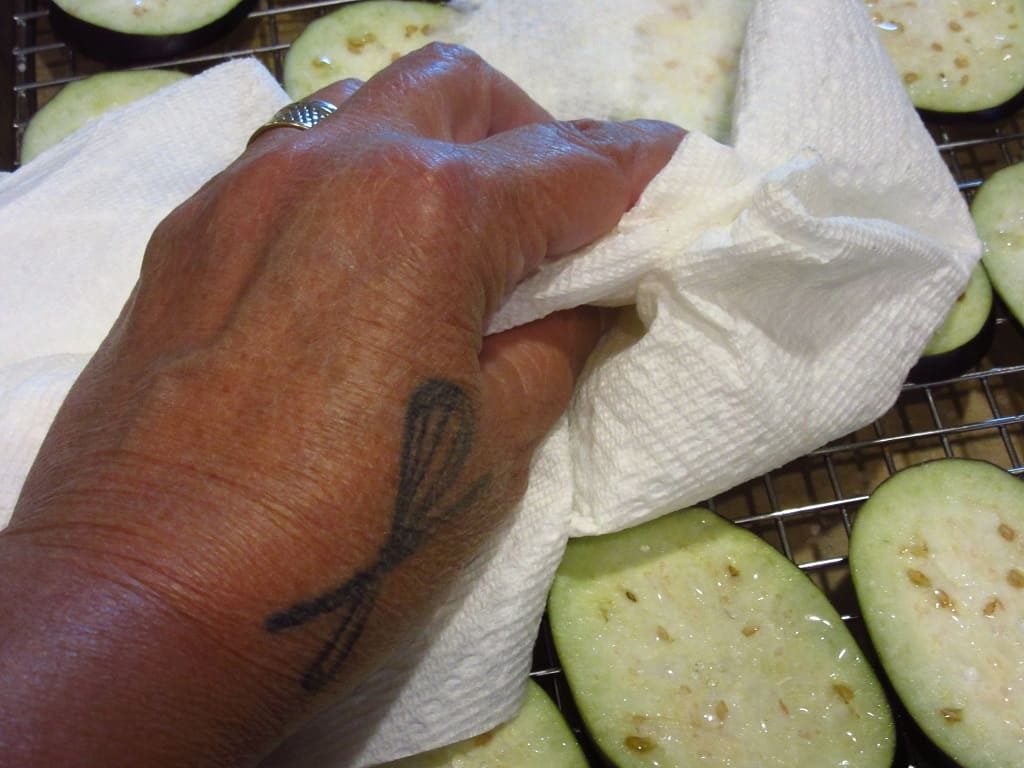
[247, 99, 339, 146]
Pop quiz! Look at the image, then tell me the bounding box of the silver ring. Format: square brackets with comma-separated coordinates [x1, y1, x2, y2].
[248, 99, 339, 146]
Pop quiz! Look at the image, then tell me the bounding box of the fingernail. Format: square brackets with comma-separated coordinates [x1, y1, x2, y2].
[623, 118, 687, 142]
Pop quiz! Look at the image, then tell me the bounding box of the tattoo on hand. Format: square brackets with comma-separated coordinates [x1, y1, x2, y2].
[264, 379, 490, 692]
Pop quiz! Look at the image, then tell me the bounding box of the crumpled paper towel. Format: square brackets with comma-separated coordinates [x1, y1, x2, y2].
[0, 0, 979, 766]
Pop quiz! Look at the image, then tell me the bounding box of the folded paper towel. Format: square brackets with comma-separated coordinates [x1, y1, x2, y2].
[0, 1, 979, 767]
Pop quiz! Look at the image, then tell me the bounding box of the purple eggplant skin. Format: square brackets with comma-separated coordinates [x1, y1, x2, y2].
[906, 305, 996, 385]
[48, 0, 258, 67]
[917, 87, 1024, 124]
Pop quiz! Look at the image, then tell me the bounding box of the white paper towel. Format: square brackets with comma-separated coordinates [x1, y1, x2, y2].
[0, 1, 979, 766]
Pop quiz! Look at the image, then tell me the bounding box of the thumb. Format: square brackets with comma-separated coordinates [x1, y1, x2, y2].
[477, 306, 613, 454]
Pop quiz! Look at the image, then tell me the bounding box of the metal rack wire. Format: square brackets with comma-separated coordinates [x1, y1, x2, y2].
[5, 2, 1024, 766]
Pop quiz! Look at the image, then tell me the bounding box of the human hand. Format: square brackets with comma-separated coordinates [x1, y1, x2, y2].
[1, 44, 683, 767]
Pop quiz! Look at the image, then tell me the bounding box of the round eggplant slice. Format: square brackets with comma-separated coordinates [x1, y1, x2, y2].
[972, 161, 1024, 329]
[283, 1, 459, 100]
[21, 69, 189, 164]
[283, 0, 751, 142]
[376, 679, 588, 768]
[549, 508, 894, 768]
[907, 262, 995, 384]
[48, 0, 257, 66]
[866, 0, 1024, 119]
[850, 459, 1024, 768]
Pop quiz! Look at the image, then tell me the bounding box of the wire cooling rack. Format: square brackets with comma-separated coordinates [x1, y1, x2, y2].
[5, 2, 1024, 766]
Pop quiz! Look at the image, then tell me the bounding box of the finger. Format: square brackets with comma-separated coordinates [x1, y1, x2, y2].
[477, 306, 610, 454]
[329, 43, 553, 142]
[309, 77, 364, 106]
[471, 118, 685, 292]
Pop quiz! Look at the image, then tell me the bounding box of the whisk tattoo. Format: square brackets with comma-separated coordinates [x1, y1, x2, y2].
[264, 379, 491, 692]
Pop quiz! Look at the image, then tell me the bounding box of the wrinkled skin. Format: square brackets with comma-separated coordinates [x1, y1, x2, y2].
[0, 45, 683, 767]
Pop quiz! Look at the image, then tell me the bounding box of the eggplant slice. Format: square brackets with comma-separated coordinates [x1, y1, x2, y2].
[283, 0, 753, 142]
[376, 679, 589, 768]
[972, 160, 1024, 329]
[549, 508, 894, 768]
[907, 262, 995, 384]
[283, 1, 458, 100]
[49, 0, 257, 66]
[867, 0, 1024, 119]
[21, 69, 189, 164]
[850, 459, 1024, 768]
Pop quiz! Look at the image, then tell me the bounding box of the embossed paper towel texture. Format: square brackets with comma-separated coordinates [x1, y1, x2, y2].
[0, 1, 979, 767]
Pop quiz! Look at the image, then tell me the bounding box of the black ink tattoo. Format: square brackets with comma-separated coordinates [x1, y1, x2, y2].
[264, 378, 489, 692]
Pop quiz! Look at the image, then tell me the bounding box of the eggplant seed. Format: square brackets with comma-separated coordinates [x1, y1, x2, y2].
[941, 707, 964, 724]
[716, 700, 730, 722]
[983, 597, 1004, 617]
[833, 683, 855, 704]
[907, 568, 931, 587]
[625, 735, 657, 752]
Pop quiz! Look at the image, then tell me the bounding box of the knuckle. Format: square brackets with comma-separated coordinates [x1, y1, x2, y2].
[370, 140, 519, 318]
[401, 43, 493, 106]
[414, 151, 476, 209]
[414, 41, 487, 72]
[233, 140, 309, 192]
[537, 120, 633, 199]
[548, 119, 619, 162]
[379, 141, 479, 228]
